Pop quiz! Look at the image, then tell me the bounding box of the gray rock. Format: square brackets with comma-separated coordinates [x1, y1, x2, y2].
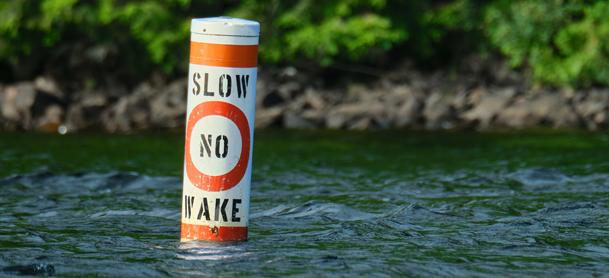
[34, 76, 64, 99]
[149, 78, 187, 128]
[461, 87, 516, 128]
[101, 96, 130, 133]
[304, 88, 325, 110]
[394, 97, 422, 128]
[325, 101, 385, 129]
[64, 104, 85, 131]
[1, 82, 37, 129]
[254, 106, 284, 128]
[422, 92, 454, 130]
[283, 111, 316, 129]
[79, 91, 107, 107]
[572, 89, 609, 130]
[495, 92, 579, 129]
[348, 117, 371, 130]
[452, 86, 486, 114]
[34, 104, 64, 132]
[301, 109, 326, 126]
[277, 81, 301, 100]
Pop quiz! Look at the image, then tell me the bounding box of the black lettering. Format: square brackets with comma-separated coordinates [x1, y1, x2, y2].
[220, 199, 229, 222]
[197, 197, 210, 221]
[192, 72, 201, 95]
[219, 74, 231, 97]
[232, 199, 241, 222]
[215, 135, 228, 158]
[184, 195, 187, 217]
[204, 73, 214, 96]
[236, 75, 249, 98]
[200, 134, 212, 157]
[214, 198, 220, 221]
[185, 195, 194, 219]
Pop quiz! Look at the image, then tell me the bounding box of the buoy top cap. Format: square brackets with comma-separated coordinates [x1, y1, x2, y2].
[191, 16, 260, 37]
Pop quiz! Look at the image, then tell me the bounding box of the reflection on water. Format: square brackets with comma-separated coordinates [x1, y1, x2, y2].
[177, 241, 249, 261]
[1, 130, 609, 276]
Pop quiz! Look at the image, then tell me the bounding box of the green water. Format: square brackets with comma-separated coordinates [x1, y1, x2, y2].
[3, 130, 609, 178]
[1, 130, 609, 277]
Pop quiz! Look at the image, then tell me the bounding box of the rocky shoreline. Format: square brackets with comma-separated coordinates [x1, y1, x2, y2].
[2, 63, 609, 133]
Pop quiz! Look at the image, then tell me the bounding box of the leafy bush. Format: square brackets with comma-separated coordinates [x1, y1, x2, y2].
[0, 0, 199, 76]
[231, 0, 408, 66]
[484, 0, 609, 87]
[1, 0, 609, 88]
[0, 0, 409, 78]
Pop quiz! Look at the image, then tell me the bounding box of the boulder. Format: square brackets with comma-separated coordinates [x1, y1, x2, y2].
[35, 104, 64, 132]
[304, 88, 325, 110]
[495, 92, 579, 129]
[572, 89, 609, 130]
[254, 106, 284, 128]
[34, 76, 64, 99]
[460, 87, 516, 128]
[149, 78, 187, 128]
[452, 86, 487, 114]
[325, 101, 385, 129]
[1, 82, 37, 129]
[101, 96, 130, 133]
[283, 111, 317, 129]
[393, 97, 422, 128]
[422, 92, 454, 130]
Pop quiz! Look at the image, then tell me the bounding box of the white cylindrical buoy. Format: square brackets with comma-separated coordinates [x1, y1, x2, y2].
[181, 16, 259, 242]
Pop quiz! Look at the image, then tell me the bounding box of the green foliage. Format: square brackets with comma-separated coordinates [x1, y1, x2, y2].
[0, 0, 196, 74]
[484, 0, 609, 87]
[1, 0, 609, 88]
[231, 0, 407, 66]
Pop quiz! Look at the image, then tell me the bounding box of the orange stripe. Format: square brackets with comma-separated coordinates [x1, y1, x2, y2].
[181, 223, 248, 242]
[190, 42, 258, 68]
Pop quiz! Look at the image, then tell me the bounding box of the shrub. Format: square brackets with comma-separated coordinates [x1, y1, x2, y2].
[484, 0, 609, 87]
[1, 0, 609, 88]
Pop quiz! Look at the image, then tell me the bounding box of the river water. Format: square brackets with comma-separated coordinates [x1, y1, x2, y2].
[1, 130, 609, 277]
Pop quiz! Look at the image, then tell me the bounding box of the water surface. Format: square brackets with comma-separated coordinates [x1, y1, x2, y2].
[1, 130, 609, 277]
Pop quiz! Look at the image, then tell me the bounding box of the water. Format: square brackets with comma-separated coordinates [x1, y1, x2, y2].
[1, 130, 609, 277]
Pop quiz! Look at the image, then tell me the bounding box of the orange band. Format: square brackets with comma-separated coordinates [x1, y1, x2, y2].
[181, 223, 248, 241]
[190, 42, 258, 68]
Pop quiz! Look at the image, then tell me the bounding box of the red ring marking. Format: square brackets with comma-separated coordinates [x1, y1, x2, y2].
[185, 101, 250, 192]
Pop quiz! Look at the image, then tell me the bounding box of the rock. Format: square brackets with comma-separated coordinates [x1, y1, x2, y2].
[35, 104, 64, 132]
[149, 78, 187, 128]
[348, 117, 371, 130]
[572, 89, 609, 130]
[64, 90, 109, 131]
[283, 111, 317, 129]
[452, 86, 486, 114]
[394, 97, 422, 128]
[422, 92, 454, 130]
[277, 81, 301, 100]
[101, 96, 130, 133]
[262, 91, 286, 108]
[301, 109, 326, 126]
[325, 101, 385, 129]
[304, 88, 325, 110]
[495, 92, 579, 129]
[254, 106, 284, 128]
[34, 76, 64, 99]
[388, 85, 424, 128]
[79, 91, 107, 107]
[461, 87, 516, 128]
[1, 82, 37, 129]
[64, 104, 85, 131]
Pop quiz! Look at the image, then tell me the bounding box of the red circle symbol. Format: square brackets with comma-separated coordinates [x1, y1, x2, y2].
[185, 101, 250, 192]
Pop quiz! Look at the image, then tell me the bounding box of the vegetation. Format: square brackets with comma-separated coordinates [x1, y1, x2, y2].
[1, 0, 608, 88]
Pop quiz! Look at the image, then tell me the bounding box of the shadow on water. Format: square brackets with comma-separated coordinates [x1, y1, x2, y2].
[1, 129, 609, 276]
